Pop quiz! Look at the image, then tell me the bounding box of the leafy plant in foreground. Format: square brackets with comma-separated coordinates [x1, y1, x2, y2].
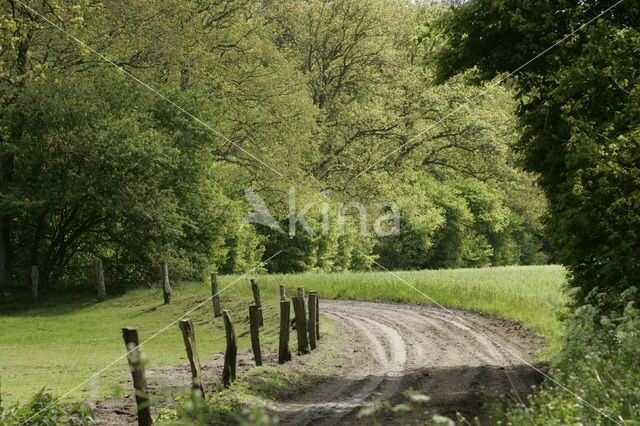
[496, 289, 640, 424]
[0, 389, 93, 425]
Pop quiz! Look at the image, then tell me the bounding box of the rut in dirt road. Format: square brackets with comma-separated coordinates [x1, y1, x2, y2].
[268, 299, 545, 425]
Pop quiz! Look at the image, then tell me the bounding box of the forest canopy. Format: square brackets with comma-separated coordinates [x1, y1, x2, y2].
[0, 0, 549, 291]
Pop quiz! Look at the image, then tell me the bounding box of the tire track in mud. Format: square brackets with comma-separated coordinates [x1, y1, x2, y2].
[269, 299, 545, 425]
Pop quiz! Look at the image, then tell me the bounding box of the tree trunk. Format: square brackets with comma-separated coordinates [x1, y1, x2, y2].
[0, 216, 11, 290]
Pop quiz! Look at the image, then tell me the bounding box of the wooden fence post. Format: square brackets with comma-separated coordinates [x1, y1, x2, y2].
[249, 304, 262, 366]
[211, 273, 221, 318]
[297, 286, 304, 298]
[122, 327, 153, 426]
[162, 262, 171, 304]
[178, 318, 204, 395]
[292, 296, 309, 355]
[278, 300, 292, 364]
[279, 284, 286, 301]
[250, 279, 263, 326]
[95, 259, 106, 302]
[31, 266, 38, 302]
[222, 310, 237, 387]
[308, 292, 318, 350]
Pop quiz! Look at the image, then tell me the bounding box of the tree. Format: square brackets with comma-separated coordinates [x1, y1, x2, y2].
[0, 0, 315, 289]
[0, 0, 552, 291]
[2, 69, 244, 288]
[0, 0, 89, 289]
[434, 0, 640, 310]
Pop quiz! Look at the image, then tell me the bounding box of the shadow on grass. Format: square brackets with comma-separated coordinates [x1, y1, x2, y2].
[0, 283, 148, 317]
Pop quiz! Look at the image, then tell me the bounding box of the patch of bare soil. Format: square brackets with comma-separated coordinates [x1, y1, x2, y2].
[91, 300, 545, 425]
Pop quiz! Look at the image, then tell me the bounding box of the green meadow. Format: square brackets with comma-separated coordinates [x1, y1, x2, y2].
[0, 265, 566, 405]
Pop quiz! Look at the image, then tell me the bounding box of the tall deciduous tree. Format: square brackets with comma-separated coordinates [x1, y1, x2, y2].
[434, 0, 640, 310]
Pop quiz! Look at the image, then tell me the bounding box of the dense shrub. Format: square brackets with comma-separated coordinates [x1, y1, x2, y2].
[497, 289, 640, 424]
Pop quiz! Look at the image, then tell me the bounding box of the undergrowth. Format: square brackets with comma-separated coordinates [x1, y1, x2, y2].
[495, 289, 640, 424]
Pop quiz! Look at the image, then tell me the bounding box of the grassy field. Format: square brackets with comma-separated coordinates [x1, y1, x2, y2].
[0, 264, 567, 405]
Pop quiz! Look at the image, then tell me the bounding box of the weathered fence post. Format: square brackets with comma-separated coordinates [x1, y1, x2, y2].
[292, 296, 309, 355]
[162, 262, 171, 304]
[278, 300, 292, 364]
[250, 279, 263, 326]
[31, 266, 38, 302]
[95, 259, 106, 302]
[249, 304, 262, 366]
[122, 327, 153, 426]
[297, 286, 304, 298]
[308, 292, 318, 350]
[178, 318, 204, 395]
[279, 284, 286, 301]
[211, 273, 221, 318]
[222, 310, 237, 387]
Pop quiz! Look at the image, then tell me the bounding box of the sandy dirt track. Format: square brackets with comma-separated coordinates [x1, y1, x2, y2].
[267, 299, 545, 425]
[92, 299, 545, 424]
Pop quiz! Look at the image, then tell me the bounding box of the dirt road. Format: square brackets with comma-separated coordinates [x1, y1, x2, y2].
[92, 299, 545, 424]
[267, 299, 545, 424]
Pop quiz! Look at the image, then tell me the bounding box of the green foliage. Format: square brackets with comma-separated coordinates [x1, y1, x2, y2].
[497, 290, 640, 424]
[262, 193, 376, 273]
[1, 70, 242, 288]
[0, 0, 550, 293]
[434, 0, 640, 311]
[0, 389, 93, 425]
[376, 173, 547, 270]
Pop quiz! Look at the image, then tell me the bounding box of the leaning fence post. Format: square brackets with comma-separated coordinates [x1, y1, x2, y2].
[292, 296, 309, 355]
[250, 279, 263, 326]
[31, 266, 38, 302]
[162, 262, 171, 304]
[122, 327, 153, 426]
[211, 273, 222, 318]
[249, 304, 262, 366]
[222, 310, 237, 387]
[278, 300, 292, 364]
[297, 286, 304, 298]
[308, 292, 318, 350]
[178, 318, 204, 395]
[96, 259, 106, 302]
[279, 284, 286, 301]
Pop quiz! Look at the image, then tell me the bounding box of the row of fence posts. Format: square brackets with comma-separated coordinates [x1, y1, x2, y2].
[122, 280, 320, 426]
[28, 260, 173, 304]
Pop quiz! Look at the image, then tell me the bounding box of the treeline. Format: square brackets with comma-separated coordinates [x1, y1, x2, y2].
[0, 0, 549, 291]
